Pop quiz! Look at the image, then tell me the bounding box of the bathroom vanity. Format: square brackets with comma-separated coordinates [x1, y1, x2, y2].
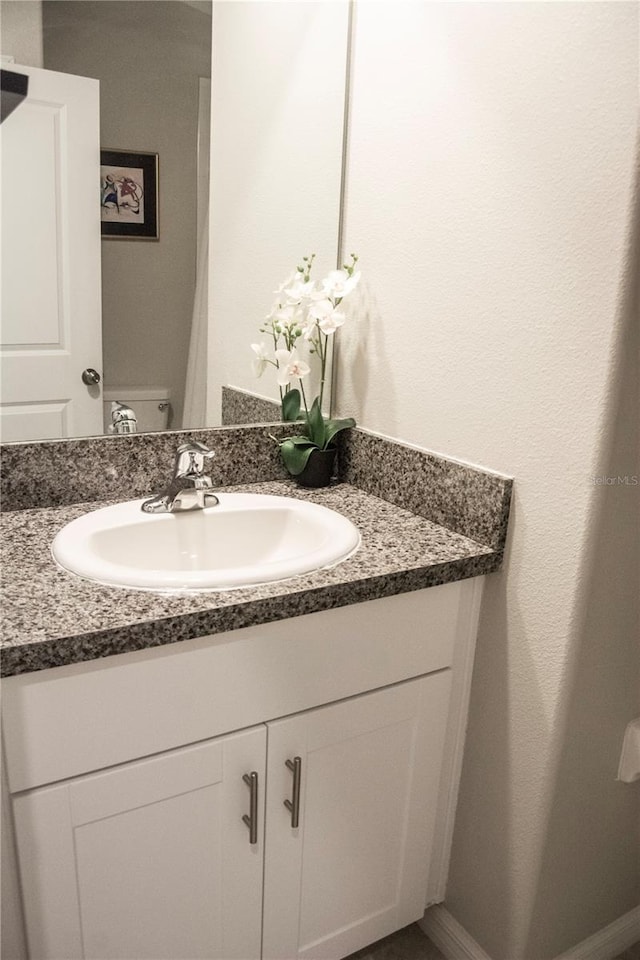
[0, 425, 512, 960]
[3, 582, 479, 960]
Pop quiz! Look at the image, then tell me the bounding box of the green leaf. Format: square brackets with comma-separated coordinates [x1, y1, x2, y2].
[281, 389, 301, 422]
[284, 434, 317, 447]
[280, 438, 316, 476]
[323, 417, 355, 447]
[306, 397, 326, 448]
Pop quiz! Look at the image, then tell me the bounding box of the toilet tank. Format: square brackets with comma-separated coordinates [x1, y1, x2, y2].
[103, 387, 171, 434]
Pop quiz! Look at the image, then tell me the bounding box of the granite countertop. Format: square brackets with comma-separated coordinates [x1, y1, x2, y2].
[0, 480, 498, 677]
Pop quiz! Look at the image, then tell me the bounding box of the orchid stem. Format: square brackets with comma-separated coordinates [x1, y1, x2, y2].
[299, 380, 309, 418]
[318, 333, 327, 410]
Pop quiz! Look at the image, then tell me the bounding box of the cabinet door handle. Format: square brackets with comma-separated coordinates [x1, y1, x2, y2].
[284, 757, 302, 828]
[242, 771, 259, 844]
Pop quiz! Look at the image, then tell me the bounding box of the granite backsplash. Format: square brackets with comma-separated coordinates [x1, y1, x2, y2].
[0, 425, 512, 555]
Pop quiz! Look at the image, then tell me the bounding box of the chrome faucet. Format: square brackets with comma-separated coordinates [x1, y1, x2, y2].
[109, 401, 137, 435]
[141, 441, 219, 513]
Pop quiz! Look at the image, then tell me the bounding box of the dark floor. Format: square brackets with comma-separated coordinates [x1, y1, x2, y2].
[615, 943, 640, 960]
[346, 924, 445, 960]
[345, 923, 640, 960]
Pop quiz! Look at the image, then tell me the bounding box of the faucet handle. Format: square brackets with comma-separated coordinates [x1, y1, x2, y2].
[109, 401, 137, 435]
[173, 441, 215, 478]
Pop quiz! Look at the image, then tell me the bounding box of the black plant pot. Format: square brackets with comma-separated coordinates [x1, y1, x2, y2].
[295, 446, 337, 488]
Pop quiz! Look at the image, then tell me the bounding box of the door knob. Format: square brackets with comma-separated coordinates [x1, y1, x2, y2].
[81, 368, 101, 385]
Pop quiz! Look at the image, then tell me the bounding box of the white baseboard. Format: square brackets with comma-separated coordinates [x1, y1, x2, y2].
[419, 904, 640, 960]
[554, 904, 640, 960]
[419, 905, 493, 960]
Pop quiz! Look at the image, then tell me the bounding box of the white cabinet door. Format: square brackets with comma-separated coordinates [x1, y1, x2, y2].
[262, 672, 452, 960]
[0, 64, 103, 442]
[13, 726, 266, 960]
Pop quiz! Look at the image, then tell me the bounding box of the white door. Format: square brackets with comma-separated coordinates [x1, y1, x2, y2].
[12, 727, 266, 960]
[0, 64, 103, 442]
[262, 672, 453, 960]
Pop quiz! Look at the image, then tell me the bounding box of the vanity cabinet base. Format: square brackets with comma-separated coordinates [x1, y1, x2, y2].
[13, 727, 266, 960]
[2, 578, 485, 960]
[262, 672, 451, 960]
[13, 674, 450, 960]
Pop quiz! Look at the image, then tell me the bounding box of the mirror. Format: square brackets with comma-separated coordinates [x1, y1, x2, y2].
[0, 0, 351, 442]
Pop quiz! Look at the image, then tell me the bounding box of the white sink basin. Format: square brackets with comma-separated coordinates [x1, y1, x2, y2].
[52, 493, 360, 592]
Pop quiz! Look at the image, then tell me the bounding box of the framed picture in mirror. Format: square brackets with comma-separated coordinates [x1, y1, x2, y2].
[100, 149, 159, 240]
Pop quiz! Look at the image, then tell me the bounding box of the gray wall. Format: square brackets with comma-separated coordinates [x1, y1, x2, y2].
[0, 0, 43, 67]
[43, 1, 211, 429]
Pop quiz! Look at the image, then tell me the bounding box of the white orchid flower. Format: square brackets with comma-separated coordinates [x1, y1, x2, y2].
[283, 277, 317, 304]
[318, 310, 346, 336]
[273, 272, 297, 296]
[275, 348, 310, 387]
[308, 298, 346, 336]
[298, 313, 318, 340]
[321, 269, 361, 301]
[264, 298, 284, 322]
[271, 304, 307, 335]
[250, 342, 270, 378]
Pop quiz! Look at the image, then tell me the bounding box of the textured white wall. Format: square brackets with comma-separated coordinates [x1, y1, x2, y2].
[336, 3, 639, 958]
[0, 0, 43, 67]
[207, 1, 349, 424]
